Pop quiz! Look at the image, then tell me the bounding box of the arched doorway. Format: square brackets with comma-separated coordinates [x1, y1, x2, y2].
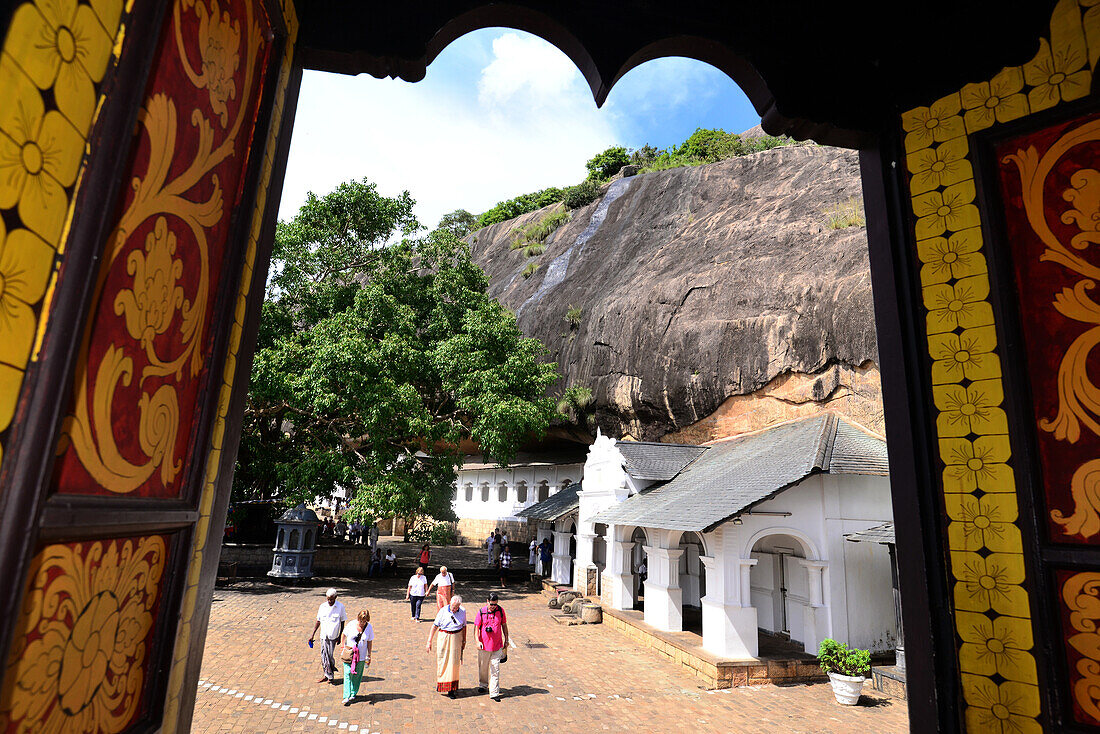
[748, 532, 815, 653]
[568, 521, 577, 586]
[631, 527, 648, 610]
[592, 523, 607, 597]
[678, 532, 706, 634]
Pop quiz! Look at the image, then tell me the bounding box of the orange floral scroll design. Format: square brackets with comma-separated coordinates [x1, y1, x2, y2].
[0, 536, 167, 733]
[1002, 118, 1100, 538]
[59, 0, 264, 494]
[1062, 572, 1100, 724]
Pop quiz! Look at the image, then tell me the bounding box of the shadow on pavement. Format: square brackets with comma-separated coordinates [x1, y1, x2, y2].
[500, 685, 548, 699]
[364, 692, 416, 704]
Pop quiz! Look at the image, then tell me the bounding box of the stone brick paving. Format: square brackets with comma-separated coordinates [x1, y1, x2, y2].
[194, 546, 909, 733]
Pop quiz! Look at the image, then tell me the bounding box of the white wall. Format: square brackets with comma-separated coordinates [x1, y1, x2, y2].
[740, 473, 895, 653]
[452, 463, 582, 522]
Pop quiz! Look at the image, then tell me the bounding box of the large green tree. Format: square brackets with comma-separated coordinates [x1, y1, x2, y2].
[235, 179, 559, 526]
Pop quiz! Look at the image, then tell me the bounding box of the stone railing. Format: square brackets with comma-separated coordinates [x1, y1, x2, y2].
[219, 543, 373, 577]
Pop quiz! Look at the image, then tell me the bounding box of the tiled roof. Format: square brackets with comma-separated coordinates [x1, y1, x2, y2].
[616, 442, 709, 480]
[844, 522, 896, 544]
[516, 482, 582, 521]
[592, 415, 888, 533]
[460, 447, 588, 471]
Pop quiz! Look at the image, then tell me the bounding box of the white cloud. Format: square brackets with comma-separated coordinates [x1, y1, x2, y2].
[278, 31, 619, 232]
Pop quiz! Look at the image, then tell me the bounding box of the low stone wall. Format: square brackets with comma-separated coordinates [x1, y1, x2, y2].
[600, 607, 826, 689]
[455, 518, 533, 547]
[219, 544, 373, 576]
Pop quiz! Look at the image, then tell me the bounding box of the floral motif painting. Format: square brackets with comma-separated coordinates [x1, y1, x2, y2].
[994, 111, 1100, 545]
[0, 535, 169, 732]
[53, 0, 273, 498]
[0, 0, 125, 481]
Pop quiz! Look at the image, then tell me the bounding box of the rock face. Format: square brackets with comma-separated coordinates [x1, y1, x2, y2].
[470, 145, 882, 442]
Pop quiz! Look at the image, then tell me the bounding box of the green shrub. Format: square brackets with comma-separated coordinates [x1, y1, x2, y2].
[564, 304, 583, 328]
[522, 261, 539, 279]
[476, 187, 566, 229]
[824, 198, 866, 229]
[563, 180, 601, 209]
[510, 207, 570, 253]
[817, 638, 870, 677]
[586, 146, 630, 181]
[409, 521, 457, 546]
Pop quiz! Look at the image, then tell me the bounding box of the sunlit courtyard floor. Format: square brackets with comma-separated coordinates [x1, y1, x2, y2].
[192, 544, 909, 733]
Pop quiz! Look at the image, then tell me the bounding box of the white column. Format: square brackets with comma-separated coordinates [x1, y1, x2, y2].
[700, 553, 759, 659]
[536, 522, 551, 545]
[551, 530, 572, 584]
[602, 528, 634, 610]
[799, 560, 829, 654]
[574, 525, 597, 594]
[644, 545, 684, 632]
[739, 558, 757, 607]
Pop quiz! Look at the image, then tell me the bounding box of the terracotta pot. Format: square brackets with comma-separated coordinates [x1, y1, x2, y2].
[827, 671, 864, 705]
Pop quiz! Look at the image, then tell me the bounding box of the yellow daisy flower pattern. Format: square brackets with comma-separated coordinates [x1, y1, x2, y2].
[940, 435, 1014, 494]
[929, 325, 1001, 385]
[916, 227, 987, 285]
[961, 67, 1030, 133]
[958, 611, 1038, 683]
[961, 675, 1043, 734]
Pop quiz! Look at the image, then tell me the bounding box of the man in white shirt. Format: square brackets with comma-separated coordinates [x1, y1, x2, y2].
[308, 588, 346, 684]
[369, 522, 379, 552]
[486, 532, 495, 566]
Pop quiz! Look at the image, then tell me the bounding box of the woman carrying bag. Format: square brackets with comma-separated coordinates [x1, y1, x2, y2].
[339, 610, 374, 705]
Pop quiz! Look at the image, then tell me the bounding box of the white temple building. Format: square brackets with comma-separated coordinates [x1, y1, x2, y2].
[451, 449, 585, 545]
[523, 413, 897, 660]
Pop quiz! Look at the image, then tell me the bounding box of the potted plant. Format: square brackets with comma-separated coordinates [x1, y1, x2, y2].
[817, 638, 871, 705]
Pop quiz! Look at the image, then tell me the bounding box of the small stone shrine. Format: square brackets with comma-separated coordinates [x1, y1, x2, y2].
[269, 504, 320, 580]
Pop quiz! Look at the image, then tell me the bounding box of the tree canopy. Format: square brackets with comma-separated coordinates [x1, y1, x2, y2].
[235, 179, 560, 525]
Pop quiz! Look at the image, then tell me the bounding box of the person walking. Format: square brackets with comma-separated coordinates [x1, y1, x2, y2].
[406, 567, 429, 621]
[339, 609, 373, 705]
[474, 591, 509, 701]
[369, 522, 379, 552]
[499, 547, 512, 587]
[427, 566, 456, 610]
[486, 531, 496, 566]
[308, 588, 346, 685]
[539, 538, 553, 577]
[426, 595, 467, 697]
[491, 532, 502, 567]
[418, 544, 432, 576]
[528, 539, 537, 568]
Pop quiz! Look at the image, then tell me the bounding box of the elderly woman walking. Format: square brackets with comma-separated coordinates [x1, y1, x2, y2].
[427, 566, 456, 610]
[426, 595, 467, 697]
[339, 610, 373, 705]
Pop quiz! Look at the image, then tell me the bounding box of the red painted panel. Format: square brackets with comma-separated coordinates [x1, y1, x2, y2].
[994, 110, 1100, 545]
[0, 535, 171, 732]
[54, 0, 272, 498]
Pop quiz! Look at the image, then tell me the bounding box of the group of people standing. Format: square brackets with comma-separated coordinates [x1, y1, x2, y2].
[310, 584, 511, 706]
[485, 529, 514, 587]
[321, 517, 380, 546]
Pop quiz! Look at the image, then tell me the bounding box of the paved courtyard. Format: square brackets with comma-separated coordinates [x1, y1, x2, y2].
[193, 544, 909, 733]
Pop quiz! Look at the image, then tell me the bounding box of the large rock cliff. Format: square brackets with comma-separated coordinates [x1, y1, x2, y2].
[469, 145, 882, 442]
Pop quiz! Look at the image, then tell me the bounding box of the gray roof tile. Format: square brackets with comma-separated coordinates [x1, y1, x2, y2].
[516, 482, 582, 521]
[844, 522, 896, 544]
[616, 442, 709, 480]
[592, 415, 888, 533]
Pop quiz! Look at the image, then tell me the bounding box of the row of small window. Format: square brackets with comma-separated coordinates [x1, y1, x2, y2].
[460, 478, 573, 504]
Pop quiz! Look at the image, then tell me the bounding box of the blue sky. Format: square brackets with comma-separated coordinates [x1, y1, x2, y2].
[278, 28, 761, 231]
